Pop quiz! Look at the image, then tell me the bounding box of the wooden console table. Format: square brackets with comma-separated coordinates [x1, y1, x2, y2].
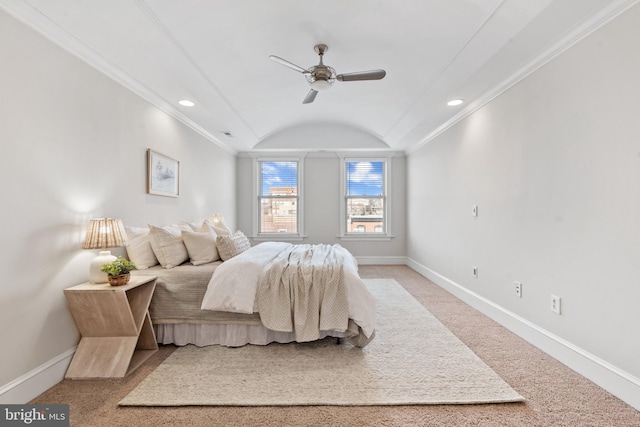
[64, 276, 158, 379]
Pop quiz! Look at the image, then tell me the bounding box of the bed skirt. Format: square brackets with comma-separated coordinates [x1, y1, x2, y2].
[154, 323, 348, 348]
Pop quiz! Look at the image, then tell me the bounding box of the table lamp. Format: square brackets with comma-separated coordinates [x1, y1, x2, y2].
[208, 213, 232, 235]
[82, 218, 128, 283]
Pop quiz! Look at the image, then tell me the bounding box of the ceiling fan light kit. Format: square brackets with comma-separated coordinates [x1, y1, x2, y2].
[270, 43, 386, 104]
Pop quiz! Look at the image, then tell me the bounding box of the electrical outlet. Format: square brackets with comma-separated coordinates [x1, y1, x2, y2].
[472, 266, 478, 278]
[514, 281, 522, 298]
[550, 295, 561, 314]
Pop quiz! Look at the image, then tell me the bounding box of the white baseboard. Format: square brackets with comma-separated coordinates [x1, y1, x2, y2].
[5, 258, 640, 411]
[406, 257, 640, 412]
[0, 347, 75, 404]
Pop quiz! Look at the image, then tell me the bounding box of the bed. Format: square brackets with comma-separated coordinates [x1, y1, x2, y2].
[131, 242, 376, 348]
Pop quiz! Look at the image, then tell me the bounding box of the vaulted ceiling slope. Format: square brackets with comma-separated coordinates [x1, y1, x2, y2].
[1, 0, 635, 153]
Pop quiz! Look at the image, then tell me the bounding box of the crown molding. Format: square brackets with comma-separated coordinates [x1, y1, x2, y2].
[0, 0, 236, 155]
[406, 0, 640, 155]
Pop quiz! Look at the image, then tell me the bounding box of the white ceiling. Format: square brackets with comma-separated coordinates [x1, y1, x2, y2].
[1, 0, 634, 153]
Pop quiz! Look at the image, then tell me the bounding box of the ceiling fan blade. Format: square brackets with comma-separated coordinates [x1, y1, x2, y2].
[336, 69, 386, 82]
[303, 89, 318, 104]
[269, 55, 309, 73]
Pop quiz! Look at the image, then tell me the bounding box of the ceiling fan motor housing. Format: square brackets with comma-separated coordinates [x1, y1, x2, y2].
[269, 43, 385, 103]
[305, 65, 337, 90]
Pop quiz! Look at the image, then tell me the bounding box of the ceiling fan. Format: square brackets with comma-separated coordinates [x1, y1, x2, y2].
[269, 44, 386, 104]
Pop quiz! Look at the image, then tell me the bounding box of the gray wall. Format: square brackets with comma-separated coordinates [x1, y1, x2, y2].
[0, 9, 236, 402]
[237, 153, 406, 262]
[407, 3, 640, 386]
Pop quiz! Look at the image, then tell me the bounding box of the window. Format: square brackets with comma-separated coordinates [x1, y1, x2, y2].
[256, 159, 301, 237]
[341, 158, 389, 238]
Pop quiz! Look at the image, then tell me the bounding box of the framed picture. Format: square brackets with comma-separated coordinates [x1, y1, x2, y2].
[147, 149, 180, 197]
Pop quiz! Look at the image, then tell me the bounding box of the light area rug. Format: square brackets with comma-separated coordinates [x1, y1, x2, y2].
[119, 279, 524, 406]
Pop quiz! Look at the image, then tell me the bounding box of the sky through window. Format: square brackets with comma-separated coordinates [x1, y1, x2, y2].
[346, 161, 384, 196]
[261, 161, 297, 195]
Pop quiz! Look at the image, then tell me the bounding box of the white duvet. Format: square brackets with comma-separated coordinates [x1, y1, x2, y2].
[200, 242, 376, 338]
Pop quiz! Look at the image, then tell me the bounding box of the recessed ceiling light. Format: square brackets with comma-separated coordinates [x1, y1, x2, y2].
[447, 99, 464, 106]
[178, 99, 195, 107]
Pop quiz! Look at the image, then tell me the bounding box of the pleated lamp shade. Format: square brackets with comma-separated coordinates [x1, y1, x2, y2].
[208, 213, 232, 235]
[82, 218, 128, 283]
[208, 214, 225, 227]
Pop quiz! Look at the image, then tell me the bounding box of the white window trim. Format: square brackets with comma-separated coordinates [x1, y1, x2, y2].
[252, 156, 305, 241]
[338, 155, 392, 241]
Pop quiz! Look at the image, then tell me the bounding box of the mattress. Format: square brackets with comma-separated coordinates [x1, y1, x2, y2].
[131, 262, 262, 326]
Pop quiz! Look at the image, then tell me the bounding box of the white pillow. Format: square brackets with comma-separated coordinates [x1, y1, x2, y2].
[181, 228, 220, 265]
[216, 230, 251, 261]
[171, 223, 196, 232]
[124, 226, 158, 269]
[180, 220, 206, 232]
[213, 226, 231, 236]
[148, 225, 189, 269]
[199, 221, 220, 260]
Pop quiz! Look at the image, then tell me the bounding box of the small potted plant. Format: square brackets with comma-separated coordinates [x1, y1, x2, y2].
[100, 256, 136, 286]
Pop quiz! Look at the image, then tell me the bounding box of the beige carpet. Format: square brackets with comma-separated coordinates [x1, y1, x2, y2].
[119, 279, 524, 406]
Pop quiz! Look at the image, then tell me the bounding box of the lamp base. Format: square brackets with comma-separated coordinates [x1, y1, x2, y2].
[89, 251, 117, 284]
